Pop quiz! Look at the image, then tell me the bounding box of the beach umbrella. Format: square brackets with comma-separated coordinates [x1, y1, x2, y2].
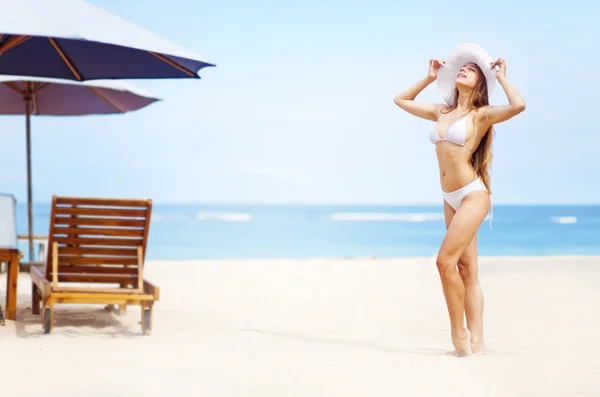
[0, 75, 160, 263]
[0, 0, 215, 81]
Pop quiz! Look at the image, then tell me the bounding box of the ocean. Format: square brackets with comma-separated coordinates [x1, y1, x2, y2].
[12, 203, 600, 260]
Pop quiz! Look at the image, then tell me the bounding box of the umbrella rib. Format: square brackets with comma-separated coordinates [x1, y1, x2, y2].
[0, 35, 31, 55]
[88, 87, 124, 113]
[4, 82, 25, 96]
[48, 38, 82, 81]
[32, 82, 51, 95]
[149, 51, 196, 77]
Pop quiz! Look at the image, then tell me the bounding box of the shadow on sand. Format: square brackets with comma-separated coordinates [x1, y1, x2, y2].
[240, 328, 458, 357]
[8, 292, 142, 339]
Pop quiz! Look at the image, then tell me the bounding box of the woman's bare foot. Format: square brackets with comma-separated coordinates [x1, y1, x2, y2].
[471, 340, 487, 355]
[452, 328, 472, 357]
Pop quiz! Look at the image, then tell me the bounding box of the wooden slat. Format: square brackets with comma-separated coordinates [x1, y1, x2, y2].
[141, 199, 153, 264]
[53, 227, 144, 238]
[57, 257, 138, 265]
[55, 207, 147, 218]
[51, 296, 155, 304]
[53, 217, 146, 228]
[55, 237, 141, 247]
[58, 274, 136, 284]
[45, 196, 58, 280]
[56, 265, 138, 275]
[53, 287, 143, 294]
[137, 246, 144, 290]
[59, 247, 138, 257]
[52, 242, 58, 288]
[55, 197, 150, 208]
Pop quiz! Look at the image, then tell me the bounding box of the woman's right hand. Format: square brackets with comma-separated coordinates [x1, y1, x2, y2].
[428, 59, 445, 80]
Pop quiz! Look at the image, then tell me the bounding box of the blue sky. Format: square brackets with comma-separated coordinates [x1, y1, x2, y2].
[0, 0, 598, 205]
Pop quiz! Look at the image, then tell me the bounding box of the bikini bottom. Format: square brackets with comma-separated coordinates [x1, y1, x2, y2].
[442, 177, 493, 229]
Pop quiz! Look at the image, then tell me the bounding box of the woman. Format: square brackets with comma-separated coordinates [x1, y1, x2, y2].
[393, 43, 525, 357]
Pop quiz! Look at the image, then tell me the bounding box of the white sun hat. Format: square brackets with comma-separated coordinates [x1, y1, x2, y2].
[437, 43, 496, 105]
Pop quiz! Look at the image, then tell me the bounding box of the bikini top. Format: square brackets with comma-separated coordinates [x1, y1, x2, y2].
[429, 115, 472, 152]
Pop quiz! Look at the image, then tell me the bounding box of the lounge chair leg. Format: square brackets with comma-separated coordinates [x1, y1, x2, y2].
[141, 304, 153, 336]
[141, 304, 146, 333]
[32, 283, 41, 315]
[43, 305, 54, 334]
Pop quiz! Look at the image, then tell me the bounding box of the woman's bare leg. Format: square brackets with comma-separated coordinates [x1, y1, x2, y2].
[446, 202, 486, 354]
[458, 235, 486, 354]
[437, 192, 490, 356]
[439, 202, 469, 356]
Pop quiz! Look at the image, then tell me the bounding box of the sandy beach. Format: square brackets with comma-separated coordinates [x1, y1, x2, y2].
[1, 255, 599, 396]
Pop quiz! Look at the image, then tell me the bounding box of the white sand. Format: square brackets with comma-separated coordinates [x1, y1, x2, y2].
[1, 255, 599, 397]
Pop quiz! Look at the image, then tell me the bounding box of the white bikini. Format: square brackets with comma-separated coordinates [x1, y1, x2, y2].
[430, 115, 493, 228]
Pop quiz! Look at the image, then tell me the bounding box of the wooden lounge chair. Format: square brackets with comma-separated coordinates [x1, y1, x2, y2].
[30, 196, 159, 335]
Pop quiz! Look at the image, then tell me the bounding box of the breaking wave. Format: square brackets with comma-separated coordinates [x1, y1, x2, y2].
[196, 212, 252, 222]
[551, 216, 577, 224]
[329, 212, 445, 222]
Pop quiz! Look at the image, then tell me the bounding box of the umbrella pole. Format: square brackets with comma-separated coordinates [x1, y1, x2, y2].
[25, 98, 34, 264]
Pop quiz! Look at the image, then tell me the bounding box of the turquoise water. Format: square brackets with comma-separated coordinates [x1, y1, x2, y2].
[14, 203, 600, 260]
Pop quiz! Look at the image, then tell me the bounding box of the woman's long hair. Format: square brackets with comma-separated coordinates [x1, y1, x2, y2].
[442, 62, 494, 194]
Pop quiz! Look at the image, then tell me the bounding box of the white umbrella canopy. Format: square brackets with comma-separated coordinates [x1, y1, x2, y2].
[0, 75, 161, 262]
[0, 0, 215, 81]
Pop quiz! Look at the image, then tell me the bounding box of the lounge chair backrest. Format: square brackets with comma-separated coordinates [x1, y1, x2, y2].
[46, 196, 152, 285]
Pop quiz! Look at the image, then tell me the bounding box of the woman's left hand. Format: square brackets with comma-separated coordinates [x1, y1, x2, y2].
[490, 58, 506, 79]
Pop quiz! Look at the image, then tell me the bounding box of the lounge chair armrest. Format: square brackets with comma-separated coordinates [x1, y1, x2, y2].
[143, 279, 160, 301]
[31, 266, 51, 298]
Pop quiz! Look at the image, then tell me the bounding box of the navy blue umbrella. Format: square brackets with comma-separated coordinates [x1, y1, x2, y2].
[0, 0, 215, 81]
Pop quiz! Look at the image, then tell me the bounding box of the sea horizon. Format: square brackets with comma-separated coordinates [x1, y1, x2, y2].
[13, 199, 600, 207]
